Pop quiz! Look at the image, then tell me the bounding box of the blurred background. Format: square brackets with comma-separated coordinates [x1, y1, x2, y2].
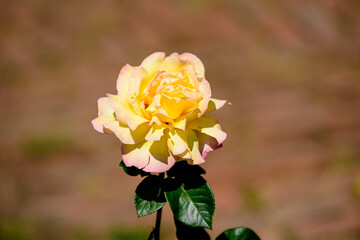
[1, 0, 360, 239]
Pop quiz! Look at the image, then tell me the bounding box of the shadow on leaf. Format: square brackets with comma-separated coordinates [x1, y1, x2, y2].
[174, 217, 210, 240]
[136, 175, 166, 202]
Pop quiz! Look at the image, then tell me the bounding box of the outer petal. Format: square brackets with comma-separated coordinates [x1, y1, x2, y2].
[92, 115, 114, 134]
[130, 66, 150, 99]
[159, 53, 187, 73]
[140, 52, 166, 77]
[104, 121, 150, 144]
[197, 78, 211, 116]
[145, 124, 166, 141]
[143, 135, 176, 173]
[122, 141, 151, 169]
[169, 129, 188, 155]
[92, 97, 151, 144]
[195, 131, 223, 158]
[107, 94, 148, 131]
[179, 53, 205, 78]
[122, 135, 176, 173]
[205, 98, 227, 114]
[187, 116, 227, 144]
[116, 64, 135, 102]
[186, 130, 205, 164]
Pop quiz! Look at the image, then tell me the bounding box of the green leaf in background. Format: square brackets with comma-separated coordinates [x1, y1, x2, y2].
[119, 161, 149, 177]
[135, 175, 166, 217]
[164, 175, 215, 229]
[216, 227, 261, 240]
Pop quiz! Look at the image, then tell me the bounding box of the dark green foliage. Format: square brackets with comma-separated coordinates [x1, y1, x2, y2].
[216, 227, 261, 240]
[134, 175, 166, 217]
[119, 161, 149, 177]
[164, 161, 214, 229]
[173, 216, 210, 240]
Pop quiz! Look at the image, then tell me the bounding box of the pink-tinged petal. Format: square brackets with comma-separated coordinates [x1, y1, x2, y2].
[103, 121, 135, 144]
[92, 116, 150, 144]
[205, 98, 227, 114]
[107, 94, 148, 131]
[130, 66, 149, 98]
[92, 115, 113, 133]
[186, 130, 205, 164]
[195, 131, 223, 158]
[140, 52, 166, 77]
[116, 64, 135, 101]
[92, 97, 116, 134]
[97, 97, 114, 116]
[179, 53, 205, 78]
[124, 112, 149, 132]
[187, 116, 227, 144]
[197, 78, 211, 116]
[143, 135, 176, 173]
[122, 141, 151, 169]
[145, 124, 166, 141]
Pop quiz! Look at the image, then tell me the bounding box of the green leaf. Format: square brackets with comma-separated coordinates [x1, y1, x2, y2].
[173, 216, 210, 240]
[135, 175, 166, 217]
[164, 176, 215, 229]
[216, 227, 261, 240]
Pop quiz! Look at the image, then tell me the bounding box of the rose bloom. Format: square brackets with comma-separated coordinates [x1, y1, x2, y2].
[92, 52, 227, 173]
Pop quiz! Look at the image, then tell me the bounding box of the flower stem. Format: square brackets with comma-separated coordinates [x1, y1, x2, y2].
[154, 172, 165, 240]
[154, 207, 162, 240]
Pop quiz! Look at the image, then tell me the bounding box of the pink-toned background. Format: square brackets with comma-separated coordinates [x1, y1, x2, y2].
[1, 0, 360, 239]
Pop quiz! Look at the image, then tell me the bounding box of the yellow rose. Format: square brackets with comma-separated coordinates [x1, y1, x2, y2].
[92, 52, 227, 173]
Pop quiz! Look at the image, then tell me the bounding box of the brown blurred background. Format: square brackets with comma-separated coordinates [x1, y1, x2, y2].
[1, 0, 360, 239]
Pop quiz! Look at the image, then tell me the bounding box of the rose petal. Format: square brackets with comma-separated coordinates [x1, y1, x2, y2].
[205, 98, 227, 114]
[143, 135, 176, 172]
[122, 141, 151, 169]
[169, 129, 188, 155]
[116, 64, 135, 102]
[97, 97, 114, 116]
[161, 94, 197, 120]
[92, 115, 113, 134]
[186, 130, 205, 164]
[197, 78, 211, 116]
[132, 66, 153, 99]
[159, 53, 187, 73]
[195, 131, 223, 158]
[140, 52, 166, 77]
[187, 116, 227, 144]
[179, 53, 205, 78]
[92, 116, 150, 144]
[174, 115, 187, 130]
[108, 94, 148, 131]
[145, 124, 166, 141]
